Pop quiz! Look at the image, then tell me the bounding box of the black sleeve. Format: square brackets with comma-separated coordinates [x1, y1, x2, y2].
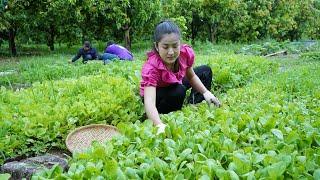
[72, 48, 83, 62]
[92, 48, 99, 59]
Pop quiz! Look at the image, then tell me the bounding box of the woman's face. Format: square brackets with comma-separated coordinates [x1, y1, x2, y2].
[155, 33, 180, 67]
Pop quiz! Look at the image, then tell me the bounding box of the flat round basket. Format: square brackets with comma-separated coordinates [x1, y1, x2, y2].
[66, 124, 120, 153]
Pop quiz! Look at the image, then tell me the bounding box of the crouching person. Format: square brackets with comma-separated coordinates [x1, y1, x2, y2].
[70, 41, 100, 64]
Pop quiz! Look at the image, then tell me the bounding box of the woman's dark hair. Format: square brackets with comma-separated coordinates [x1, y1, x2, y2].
[153, 20, 181, 44]
[153, 20, 181, 72]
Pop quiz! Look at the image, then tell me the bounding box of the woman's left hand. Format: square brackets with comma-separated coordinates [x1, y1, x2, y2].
[203, 91, 221, 107]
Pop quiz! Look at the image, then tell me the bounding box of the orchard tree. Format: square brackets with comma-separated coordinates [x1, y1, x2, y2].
[165, 0, 204, 44]
[242, 0, 273, 40]
[70, 0, 111, 42]
[0, 0, 29, 56]
[310, 0, 320, 39]
[21, 0, 110, 50]
[31, 0, 109, 49]
[220, 0, 273, 42]
[22, 0, 62, 51]
[268, 0, 300, 41]
[202, 0, 230, 43]
[291, 0, 320, 40]
[0, 0, 8, 47]
[106, 0, 161, 50]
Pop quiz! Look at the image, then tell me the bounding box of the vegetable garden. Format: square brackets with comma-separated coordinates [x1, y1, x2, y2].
[1, 0, 320, 178]
[0, 41, 319, 179]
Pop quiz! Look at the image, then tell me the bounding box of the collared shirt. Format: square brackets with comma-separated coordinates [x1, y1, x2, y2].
[140, 44, 195, 96]
[105, 44, 133, 60]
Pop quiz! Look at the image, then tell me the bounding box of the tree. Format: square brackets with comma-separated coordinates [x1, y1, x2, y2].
[290, 0, 320, 40]
[310, 0, 320, 39]
[35, 0, 68, 51]
[202, 0, 228, 43]
[162, 0, 204, 44]
[268, 0, 300, 41]
[106, 0, 161, 50]
[0, 0, 29, 56]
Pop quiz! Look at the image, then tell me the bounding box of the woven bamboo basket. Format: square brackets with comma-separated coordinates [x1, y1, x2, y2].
[66, 124, 120, 153]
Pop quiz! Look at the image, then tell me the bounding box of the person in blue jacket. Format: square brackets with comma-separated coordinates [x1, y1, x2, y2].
[70, 41, 100, 64]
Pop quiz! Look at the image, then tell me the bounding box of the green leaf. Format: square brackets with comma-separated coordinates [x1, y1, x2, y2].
[314, 135, 320, 146]
[196, 144, 204, 153]
[241, 171, 255, 180]
[105, 159, 118, 177]
[0, 174, 11, 180]
[155, 157, 169, 170]
[180, 148, 192, 159]
[286, 130, 299, 143]
[253, 153, 265, 164]
[314, 169, 320, 179]
[174, 173, 184, 180]
[232, 153, 251, 175]
[228, 170, 240, 180]
[199, 174, 211, 180]
[267, 161, 287, 178]
[194, 153, 208, 162]
[47, 164, 63, 178]
[125, 167, 138, 178]
[296, 156, 306, 163]
[116, 168, 126, 180]
[179, 161, 188, 170]
[164, 138, 176, 148]
[271, 129, 283, 140]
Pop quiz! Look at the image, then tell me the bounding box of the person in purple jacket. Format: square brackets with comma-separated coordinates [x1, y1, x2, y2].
[101, 41, 134, 62]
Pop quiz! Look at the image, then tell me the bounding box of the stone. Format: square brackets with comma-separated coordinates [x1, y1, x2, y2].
[0, 154, 68, 180]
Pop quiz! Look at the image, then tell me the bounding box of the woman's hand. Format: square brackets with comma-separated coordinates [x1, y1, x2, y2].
[203, 91, 221, 107]
[156, 123, 166, 135]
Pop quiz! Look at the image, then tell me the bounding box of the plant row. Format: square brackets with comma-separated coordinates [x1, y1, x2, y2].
[34, 62, 320, 179]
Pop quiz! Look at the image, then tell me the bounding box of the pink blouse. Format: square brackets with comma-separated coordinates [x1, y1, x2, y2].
[140, 44, 195, 96]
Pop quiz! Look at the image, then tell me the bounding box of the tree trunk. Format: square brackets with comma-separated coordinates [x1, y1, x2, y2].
[124, 24, 131, 51]
[191, 12, 198, 45]
[8, 27, 16, 56]
[47, 24, 55, 51]
[81, 29, 87, 43]
[208, 22, 218, 43]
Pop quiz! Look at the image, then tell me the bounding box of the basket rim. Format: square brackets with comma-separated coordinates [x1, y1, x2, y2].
[65, 124, 119, 153]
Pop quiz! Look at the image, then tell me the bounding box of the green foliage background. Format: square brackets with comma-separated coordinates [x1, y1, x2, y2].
[0, 0, 319, 55]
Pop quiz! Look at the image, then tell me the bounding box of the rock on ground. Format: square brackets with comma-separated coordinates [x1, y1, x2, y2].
[0, 154, 68, 180]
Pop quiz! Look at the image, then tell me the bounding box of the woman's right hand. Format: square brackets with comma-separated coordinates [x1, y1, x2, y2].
[203, 91, 221, 107]
[156, 123, 166, 135]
